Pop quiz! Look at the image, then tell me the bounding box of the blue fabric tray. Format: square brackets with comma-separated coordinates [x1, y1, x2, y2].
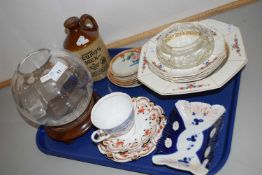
[36, 48, 241, 175]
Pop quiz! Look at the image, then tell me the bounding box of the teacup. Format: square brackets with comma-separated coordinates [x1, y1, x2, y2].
[91, 92, 135, 143]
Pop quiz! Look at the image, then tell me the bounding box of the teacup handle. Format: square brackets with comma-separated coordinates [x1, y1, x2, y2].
[91, 130, 111, 143]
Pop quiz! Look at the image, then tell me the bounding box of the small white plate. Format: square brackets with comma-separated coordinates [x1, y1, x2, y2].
[111, 48, 141, 77]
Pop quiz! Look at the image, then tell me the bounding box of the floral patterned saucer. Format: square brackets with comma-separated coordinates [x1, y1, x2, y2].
[97, 96, 167, 162]
[152, 100, 225, 175]
[107, 48, 141, 88]
[111, 48, 141, 77]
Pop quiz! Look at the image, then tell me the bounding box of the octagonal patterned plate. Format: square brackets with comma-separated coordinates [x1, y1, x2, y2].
[137, 19, 247, 95]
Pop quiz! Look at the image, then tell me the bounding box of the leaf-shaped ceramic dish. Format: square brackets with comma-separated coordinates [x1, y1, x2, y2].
[152, 100, 225, 175]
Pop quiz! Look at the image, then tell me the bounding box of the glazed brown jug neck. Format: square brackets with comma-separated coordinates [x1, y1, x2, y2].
[63, 16, 98, 51]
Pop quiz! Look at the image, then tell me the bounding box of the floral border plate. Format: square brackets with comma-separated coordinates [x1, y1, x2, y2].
[145, 22, 226, 77]
[137, 19, 247, 95]
[111, 48, 140, 77]
[108, 48, 141, 87]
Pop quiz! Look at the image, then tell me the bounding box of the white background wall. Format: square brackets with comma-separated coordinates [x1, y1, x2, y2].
[0, 0, 233, 82]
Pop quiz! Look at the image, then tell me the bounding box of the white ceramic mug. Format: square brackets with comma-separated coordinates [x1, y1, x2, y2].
[91, 92, 135, 143]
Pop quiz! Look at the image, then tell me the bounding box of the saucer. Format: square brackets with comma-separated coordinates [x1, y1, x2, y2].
[107, 48, 141, 88]
[111, 48, 141, 77]
[107, 71, 141, 88]
[152, 100, 225, 175]
[97, 96, 166, 162]
[99, 136, 159, 162]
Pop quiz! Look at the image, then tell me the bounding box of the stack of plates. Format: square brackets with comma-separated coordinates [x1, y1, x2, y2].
[144, 22, 228, 83]
[107, 48, 141, 87]
[97, 96, 166, 162]
[137, 19, 248, 95]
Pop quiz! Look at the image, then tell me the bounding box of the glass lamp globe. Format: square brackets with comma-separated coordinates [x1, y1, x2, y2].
[11, 49, 94, 141]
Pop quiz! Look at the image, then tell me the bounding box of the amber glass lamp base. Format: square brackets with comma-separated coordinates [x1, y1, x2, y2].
[45, 93, 99, 143]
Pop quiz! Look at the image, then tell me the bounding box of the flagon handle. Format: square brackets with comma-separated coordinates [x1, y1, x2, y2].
[80, 14, 98, 31]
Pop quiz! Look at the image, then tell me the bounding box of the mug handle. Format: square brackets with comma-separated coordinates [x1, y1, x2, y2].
[80, 14, 98, 31]
[91, 130, 110, 143]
